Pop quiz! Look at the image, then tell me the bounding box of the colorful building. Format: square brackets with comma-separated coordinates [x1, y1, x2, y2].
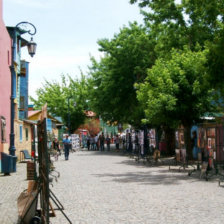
[28, 110, 64, 139]
[0, 0, 36, 171]
[0, 0, 12, 170]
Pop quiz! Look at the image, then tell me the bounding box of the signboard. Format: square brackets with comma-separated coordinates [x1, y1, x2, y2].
[71, 134, 80, 150]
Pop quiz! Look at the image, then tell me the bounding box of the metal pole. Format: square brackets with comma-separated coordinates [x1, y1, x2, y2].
[67, 97, 71, 135]
[9, 29, 17, 156]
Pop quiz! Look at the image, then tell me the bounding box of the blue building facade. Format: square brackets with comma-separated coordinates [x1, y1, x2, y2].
[19, 60, 29, 120]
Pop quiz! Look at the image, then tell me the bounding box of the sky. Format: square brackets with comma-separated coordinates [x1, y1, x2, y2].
[3, 0, 144, 100]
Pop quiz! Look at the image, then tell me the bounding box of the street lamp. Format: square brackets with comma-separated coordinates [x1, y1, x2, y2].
[9, 21, 37, 156]
[67, 97, 76, 135]
[67, 97, 72, 135]
[16, 21, 37, 57]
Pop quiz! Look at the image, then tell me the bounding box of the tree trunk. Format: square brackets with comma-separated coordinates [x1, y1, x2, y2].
[164, 126, 176, 156]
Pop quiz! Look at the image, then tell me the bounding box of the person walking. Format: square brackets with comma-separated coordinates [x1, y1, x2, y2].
[87, 135, 90, 151]
[99, 133, 105, 151]
[90, 135, 94, 150]
[53, 137, 60, 160]
[106, 135, 111, 151]
[95, 134, 99, 151]
[115, 134, 120, 152]
[63, 135, 71, 160]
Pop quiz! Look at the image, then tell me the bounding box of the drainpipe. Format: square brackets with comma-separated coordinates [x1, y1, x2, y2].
[9, 28, 17, 156]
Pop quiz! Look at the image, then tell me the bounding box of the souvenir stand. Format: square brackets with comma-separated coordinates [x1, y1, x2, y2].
[169, 127, 191, 171]
[196, 123, 224, 182]
[130, 130, 136, 158]
[148, 129, 161, 164]
[71, 134, 80, 151]
[134, 130, 144, 162]
[148, 129, 156, 154]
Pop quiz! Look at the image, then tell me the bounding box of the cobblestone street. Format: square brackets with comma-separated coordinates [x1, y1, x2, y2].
[1, 149, 224, 224]
[50, 150, 224, 224]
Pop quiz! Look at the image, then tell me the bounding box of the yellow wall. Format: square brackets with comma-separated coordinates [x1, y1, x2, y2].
[15, 120, 32, 161]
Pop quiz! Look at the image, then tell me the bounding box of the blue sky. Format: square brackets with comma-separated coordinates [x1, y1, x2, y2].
[3, 0, 143, 99]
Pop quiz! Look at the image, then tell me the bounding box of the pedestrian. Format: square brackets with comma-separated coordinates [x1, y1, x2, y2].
[106, 135, 111, 151]
[127, 133, 132, 153]
[115, 134, 120, 152]
[90, 135, 95, 150]
[63, 135, 71, 160]
[87, 135, 90, 151]
[99, 133, 105, 151]
[95, 134, 99, 151]
[53, 137, 60, 160]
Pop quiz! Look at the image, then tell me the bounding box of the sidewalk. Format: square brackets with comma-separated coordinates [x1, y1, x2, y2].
[0, 162, 27, 224]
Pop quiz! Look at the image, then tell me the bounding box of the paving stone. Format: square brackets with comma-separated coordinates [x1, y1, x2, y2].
[1, 149, 224, 224]
[50, 150, 224, 224]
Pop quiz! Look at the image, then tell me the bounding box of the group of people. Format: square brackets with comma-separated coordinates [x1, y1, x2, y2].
[52, 132, 132, 161]
[52, 134, 71, 161]
[86, 133, 123, 152]
[87, 133, 111, 151]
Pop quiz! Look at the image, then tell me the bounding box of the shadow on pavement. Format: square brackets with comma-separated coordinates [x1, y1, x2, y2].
[92, 170, 189, 185]
[77, 150, 222, 185]
[76, 150, 126, 157]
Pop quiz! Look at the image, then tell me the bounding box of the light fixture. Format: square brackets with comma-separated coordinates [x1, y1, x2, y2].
[27, 37, 37, 57]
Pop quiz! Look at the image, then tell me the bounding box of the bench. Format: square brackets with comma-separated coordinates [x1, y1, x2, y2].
[20, 150, 32, 162]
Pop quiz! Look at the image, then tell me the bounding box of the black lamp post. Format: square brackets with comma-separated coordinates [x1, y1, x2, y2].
[9, 21, 37, 156]
[67, 97, 76, 135]
[67, 97, 72, 135]
[16, 21, 37, 57]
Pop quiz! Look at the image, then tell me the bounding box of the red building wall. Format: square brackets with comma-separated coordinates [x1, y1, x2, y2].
[0, 0, 12, 153]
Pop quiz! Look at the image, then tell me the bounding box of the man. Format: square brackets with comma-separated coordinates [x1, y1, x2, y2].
[115, 134, 120, 152]
[99, 133, 105, 151]
[63, 135, 71, 160]
[94, 134, 99, 151]
[106, 135, 111, 151]
[53, 137, 60, 161]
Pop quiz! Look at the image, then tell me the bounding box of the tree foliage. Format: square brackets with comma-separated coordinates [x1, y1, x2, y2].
[130, 0, 224, 85]
[137, 47, 214, 127]
[136, 46, 215, 155]
[88, 22, 156, 127]
[30, 74, 90, 132]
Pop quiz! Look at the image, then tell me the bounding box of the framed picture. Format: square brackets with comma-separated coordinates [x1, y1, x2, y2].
[198, 127, 206, 148]
[207, 128, 215, 137]
[208, 138, 211, 149]
[180, 133, 184, 145]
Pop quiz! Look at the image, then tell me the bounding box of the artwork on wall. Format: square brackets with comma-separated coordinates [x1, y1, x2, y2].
[198, 127, 206, 148]
[208, 137, 211, 149]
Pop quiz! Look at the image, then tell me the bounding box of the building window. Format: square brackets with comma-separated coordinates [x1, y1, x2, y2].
[47, 119, 52, 132]
[1, 116, 6, 143]
[19, 125, 23, 142]
[26, 128, 29, 141]
[20, 96, 25, 109]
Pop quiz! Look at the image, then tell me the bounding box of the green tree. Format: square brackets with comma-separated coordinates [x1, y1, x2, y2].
[129, 0, 224, 154]
[30, 74, 90, 132]
[130, 0, 224, 85]
[88, 22, 156, 127]
[136, 47, 214, 156]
